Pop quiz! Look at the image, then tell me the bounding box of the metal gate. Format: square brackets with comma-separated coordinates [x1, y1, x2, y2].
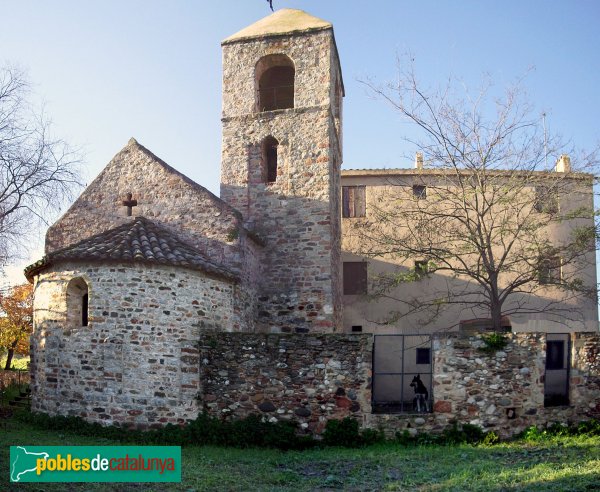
[544, 333, 570, 407]
[372, 334, 433, 413]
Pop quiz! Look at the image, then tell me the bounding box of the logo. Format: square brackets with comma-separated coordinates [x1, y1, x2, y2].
[9, 446, 181, 483]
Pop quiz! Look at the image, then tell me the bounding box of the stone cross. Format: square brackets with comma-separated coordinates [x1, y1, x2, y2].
[122, 193, 138, 216]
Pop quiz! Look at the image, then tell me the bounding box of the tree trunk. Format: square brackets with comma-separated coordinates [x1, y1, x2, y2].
[490, 300, 503, 332]
[4, 348, 14, 370]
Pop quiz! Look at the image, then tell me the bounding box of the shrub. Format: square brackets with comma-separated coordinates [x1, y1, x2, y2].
[519, 419, 600, 441]
[479, 332, 508, 353]
[441, 423, 486, 445]
[322, 417, 362, 447]
[322, 418, 386, 447]
[482, 431, 499, 445]
[20, 410, 598, 450]
[360, 427, 386, 446]
[395, 423, 495, 446]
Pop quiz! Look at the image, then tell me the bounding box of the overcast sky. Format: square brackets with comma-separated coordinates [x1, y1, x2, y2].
[2, 0, 599, 285]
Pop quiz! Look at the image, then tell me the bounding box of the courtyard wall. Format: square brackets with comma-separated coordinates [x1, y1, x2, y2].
[200, 331, 600, 439]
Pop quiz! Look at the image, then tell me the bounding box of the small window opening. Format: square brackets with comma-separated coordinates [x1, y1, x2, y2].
[82, 293, 89, 327]
[66, 277, 89, 328]
[351, 325, 363, 333]
[342, 186, 366, 218]
[413, 185, 427, 199]
[416, 347, 431, 365]
[263, 136, 279, 183]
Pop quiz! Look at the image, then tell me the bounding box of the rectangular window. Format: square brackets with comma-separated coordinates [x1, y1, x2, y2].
[534, 186, 558, 214]
[342, 186, 366, 218]
[413, 184, 427, 199]
[416, 347, 431, 365]
[343, 262, 368, 295]
[538, 255, 562, 285]
[351, 325, 363, 332]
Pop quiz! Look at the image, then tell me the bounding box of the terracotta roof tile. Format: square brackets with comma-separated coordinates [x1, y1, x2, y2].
[25, 217, 237, 281]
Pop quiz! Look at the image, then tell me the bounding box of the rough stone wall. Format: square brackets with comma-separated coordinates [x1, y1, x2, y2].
[220, 30, 342, 333]
[570, 332, 600, 411]
[234, 231, 263, 332]
[30, 261, 235, 428]
[329, 119, 343, 331]
[198, 333, 371, 434]
[367, 332, 600, 438]
[198, 331, 599, 439]
[46, 139, 244, 275]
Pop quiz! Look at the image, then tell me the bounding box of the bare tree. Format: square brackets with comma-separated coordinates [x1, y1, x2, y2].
[0, 66, 81, 267]
[349, 58, 598, 332]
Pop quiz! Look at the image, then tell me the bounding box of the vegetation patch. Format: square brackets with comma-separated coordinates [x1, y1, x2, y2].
[1, 413, 599, 491]
[479, 332, 509, 353]
[14, 409, 600, 452]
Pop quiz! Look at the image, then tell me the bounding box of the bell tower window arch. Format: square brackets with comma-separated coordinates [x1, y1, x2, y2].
[255, 54, 295, 112]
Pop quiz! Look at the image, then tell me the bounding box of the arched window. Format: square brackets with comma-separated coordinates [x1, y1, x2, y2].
[256, 54, 295, 111]
[263, 136, 279, 183]
[66, 277, 89, 328]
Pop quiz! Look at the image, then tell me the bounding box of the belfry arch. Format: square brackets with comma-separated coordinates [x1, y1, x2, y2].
[255, 54, 295, 111]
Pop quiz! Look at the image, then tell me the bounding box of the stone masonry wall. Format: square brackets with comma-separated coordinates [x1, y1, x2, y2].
[30, 261, 235, 428]
[220, 30, 342, 333]
[198, 333, 371, 434]
[200, 331, 599, 439]
[368, 332, 600, 439]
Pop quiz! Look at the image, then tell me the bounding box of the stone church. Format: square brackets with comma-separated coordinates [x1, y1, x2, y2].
[25, 9, 600, 433]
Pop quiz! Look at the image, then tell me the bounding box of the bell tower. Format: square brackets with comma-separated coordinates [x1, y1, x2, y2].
[220, 9, 344, 333]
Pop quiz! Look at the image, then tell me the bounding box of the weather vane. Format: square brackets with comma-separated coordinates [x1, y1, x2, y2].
[266, 0, 274, 11]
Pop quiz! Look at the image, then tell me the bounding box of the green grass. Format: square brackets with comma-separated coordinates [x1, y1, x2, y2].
[0, 384, 24, 406]
[0, 354, 29, 371]
[1, 415, 598, 491]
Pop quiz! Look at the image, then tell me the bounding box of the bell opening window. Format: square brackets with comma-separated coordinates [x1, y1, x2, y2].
[256, 54, 295, 112]
[66, 277, 89, 328]
[263, 136, 279, 183]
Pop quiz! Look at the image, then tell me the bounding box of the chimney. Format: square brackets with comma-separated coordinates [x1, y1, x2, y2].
[415, 152, 424, 169]
[555, 154, 571, 173]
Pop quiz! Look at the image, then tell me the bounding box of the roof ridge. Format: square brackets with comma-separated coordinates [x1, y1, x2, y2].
[125, 138, 242, 220]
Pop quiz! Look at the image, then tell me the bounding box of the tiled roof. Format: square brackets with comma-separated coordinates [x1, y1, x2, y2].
[25, 217, 237, 281]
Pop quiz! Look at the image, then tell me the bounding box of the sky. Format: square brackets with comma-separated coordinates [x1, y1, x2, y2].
[2, 0, 600, 285]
